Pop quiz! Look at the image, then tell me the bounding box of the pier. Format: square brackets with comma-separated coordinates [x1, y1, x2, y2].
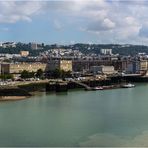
[70, 80, 92, 90]
[110, 74, 148, 83]
[55, 82, 68, 92]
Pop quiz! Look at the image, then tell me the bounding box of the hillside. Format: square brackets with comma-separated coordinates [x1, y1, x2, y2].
[0, 43, 148, 56]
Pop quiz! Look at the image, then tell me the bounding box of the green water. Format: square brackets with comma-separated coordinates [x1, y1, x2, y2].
[1, 83, 148, 146]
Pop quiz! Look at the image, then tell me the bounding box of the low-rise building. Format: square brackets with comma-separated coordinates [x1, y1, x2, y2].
[135, 60, 148, 74]
[1, 62, 47, 74]
[101, 49, 112, 55]
[72, 59, 113, 72]
[20, 51, 29, 57]
[121, 59, 148, 74]
[30, 42, 43, 50]
[47, 60, 72, 72]
[90, 65, 116, 75]
[2, 42, 16, 48]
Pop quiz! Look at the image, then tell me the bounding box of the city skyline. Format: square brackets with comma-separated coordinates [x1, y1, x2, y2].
[0, 0, 148, 45]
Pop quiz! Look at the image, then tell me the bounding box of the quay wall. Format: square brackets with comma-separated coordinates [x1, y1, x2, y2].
[1, 76, 148, 96]
[0, 87, 31, 96]
[18, 82, 48, 92]
[46, 76, 148, 92]
[46, 79, 117, 92]
[0, 81, 48, 97]
[67, 79, 113, 89]
[110, 76, 148, 83]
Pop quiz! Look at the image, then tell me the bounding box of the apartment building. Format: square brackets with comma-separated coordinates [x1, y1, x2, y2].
[47, 60, 72, 72]
[1, 62, 47, 74]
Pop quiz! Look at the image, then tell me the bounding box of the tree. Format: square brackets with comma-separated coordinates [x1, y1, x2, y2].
[21, 70, 35, 79]
[52, 69, 61, 78]
[61, 70, 71, 78]
[36, 69, 44, 78]
[46, 69, 72, 79]
[41, 43, 44, 47]
[21, 70, 29, 79]
[0, 74, 14, 80]
[64, 70, 71, 77]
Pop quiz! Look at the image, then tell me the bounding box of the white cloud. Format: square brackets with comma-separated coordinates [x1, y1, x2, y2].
[102, 18, 116, 29]
[0, 1, 46, 23]
[85, 18, 115, 33]
[125, 16, 138, 26]
[57, 0, 148, 44]
[1, 0, 148, 44]
[53, 19, 63, 31]
[72, 0, 148, 44]
[0, 27, 9, 32]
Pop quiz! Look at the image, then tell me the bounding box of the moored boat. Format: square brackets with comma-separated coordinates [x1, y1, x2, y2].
[121, 83, 135, 88]
[92, 86, 103, 90]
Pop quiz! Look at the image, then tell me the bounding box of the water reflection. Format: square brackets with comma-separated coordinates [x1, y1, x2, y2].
[0, 84, 148, 146]
[79, 131, 148, 147]
[55, 92, 68, 96]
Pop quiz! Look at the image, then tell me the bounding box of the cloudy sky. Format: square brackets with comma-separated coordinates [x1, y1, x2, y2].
[0, 0, 148, 45]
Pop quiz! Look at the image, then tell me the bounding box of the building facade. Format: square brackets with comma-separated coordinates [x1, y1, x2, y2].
[101, 49, 112, 55]
[31, 43, 38, 50]
[1, 62, 47, 74]
[20, 51, 29, 57]
[2, 42, 16, 48]
[90, 65, 116, 75]
[135, 60, 148, 74]
[47, 60, 72, 72]
[72, 59, 113, 72]
[30, 43, 43, 50]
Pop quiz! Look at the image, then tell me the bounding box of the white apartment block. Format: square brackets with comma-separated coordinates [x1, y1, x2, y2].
[101, 49, 112, 55]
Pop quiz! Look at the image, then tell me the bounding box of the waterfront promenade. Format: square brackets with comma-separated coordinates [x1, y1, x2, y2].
[0, 74, 148, 101]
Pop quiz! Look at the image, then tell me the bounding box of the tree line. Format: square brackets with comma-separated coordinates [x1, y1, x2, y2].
[0, 68, 72, 80]
[1, 43, 148, 56]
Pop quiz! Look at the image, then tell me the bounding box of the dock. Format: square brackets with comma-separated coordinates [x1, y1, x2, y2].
[70, 80, 92, 90]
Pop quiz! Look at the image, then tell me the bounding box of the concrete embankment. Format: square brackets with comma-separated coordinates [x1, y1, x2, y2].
[0, 80, 49, 101]
[1, 75, 147, 100]
[110, 75, 148, 83]
[46, 79, 115, 92]
[68, 79, 112, 89]
[46, 76, 148, 92]
[0, 87, 32, 101]
[18, 81, 48, 92]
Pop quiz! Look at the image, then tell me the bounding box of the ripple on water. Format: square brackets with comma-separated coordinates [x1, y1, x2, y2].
[79, 131, 148, 147]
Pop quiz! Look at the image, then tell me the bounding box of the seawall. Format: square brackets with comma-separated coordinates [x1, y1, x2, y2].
[0, 87, 31, 96]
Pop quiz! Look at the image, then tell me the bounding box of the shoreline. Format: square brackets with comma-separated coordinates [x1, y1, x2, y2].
[0, 76, 146, 101]
[0, 96, 30, 101]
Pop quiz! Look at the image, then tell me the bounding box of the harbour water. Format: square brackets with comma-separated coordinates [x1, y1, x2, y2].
[1, 83, 148, 146]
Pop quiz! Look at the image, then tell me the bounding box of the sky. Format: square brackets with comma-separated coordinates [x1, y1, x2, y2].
[1, 0, 148, 45]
